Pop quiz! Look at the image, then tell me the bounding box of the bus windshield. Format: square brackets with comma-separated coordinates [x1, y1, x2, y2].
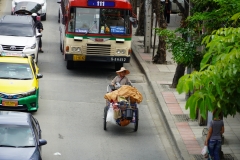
[68, 8, 131, 35]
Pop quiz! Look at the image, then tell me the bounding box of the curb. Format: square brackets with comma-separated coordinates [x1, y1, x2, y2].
[131, 44, 184, 160]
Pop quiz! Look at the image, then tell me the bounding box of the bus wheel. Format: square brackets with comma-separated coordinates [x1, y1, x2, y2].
[66, 60, 74, 70]
[115, 63, 123, 71]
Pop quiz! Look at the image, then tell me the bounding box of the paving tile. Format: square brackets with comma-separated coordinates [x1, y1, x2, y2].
[170, 110, 184, 114]
[166, 103, 180, 108]
[188, 150, 202, 154]
[178, 128, 193, 132]
[169, 108, 183, 113]
[175, 122, 189, 126]
[183, 140, 199, 145]
[167, 65, 177, 72]
[156, 65, 172, 72]
[157, 81, 172, 84]
[161, 92, 175, 96]
[182, 136, 197, 140]
[164, 97, 178, 103]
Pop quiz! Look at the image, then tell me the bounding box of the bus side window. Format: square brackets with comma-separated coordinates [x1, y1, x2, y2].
[68, 8, 75, 32]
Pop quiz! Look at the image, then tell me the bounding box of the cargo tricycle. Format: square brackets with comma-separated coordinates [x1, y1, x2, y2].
[103, 84, 140, 131]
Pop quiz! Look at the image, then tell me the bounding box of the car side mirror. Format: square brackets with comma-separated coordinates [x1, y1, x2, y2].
[57, 0, 61, 3]
[37, 74, 43, 79]
[39, 139, 47, 146]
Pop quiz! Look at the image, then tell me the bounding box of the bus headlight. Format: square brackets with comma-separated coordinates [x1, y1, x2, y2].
[72, 47, 81, 52]
[116, 49, 126, 54]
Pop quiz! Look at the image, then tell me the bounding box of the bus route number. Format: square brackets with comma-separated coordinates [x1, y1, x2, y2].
[88, 1, 115, 7]
[97, 1, 105, 6]
[111, 57, 126, 62]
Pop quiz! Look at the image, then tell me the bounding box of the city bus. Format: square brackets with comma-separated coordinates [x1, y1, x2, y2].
[58, 0, 137, 70]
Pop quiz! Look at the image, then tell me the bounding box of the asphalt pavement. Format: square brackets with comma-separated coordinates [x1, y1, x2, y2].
[131, 14, 240, 160]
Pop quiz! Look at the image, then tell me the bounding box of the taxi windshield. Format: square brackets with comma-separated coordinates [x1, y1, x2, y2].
[0, 62, 33, 80]
[0, 125, 35, 147]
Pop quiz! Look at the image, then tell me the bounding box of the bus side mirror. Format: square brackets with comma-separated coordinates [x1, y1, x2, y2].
[129, 17, 138, 28]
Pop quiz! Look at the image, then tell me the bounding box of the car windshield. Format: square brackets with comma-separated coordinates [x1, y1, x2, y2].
[0, 62, 33, 80]
[0, 125, 35, 147]
[0, 23, 34, 37]
[68, 8, 131, 35]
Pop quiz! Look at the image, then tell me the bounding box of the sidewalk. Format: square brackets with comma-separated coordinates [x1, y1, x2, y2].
[131, 14, 240, 160]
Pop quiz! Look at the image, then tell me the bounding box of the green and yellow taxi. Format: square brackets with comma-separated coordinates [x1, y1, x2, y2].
[0, 53, 43, 112]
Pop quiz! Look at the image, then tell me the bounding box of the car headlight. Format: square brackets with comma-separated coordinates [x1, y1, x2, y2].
[116, 49, 126, 54]
[19, 89, 36, 98]
[0, 89, 36, 99]
[72, 47, 81, 52]
[0, 45, 2, 51]
[26, 43, 36, 49]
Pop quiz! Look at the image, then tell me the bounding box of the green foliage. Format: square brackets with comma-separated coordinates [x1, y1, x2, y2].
[155, 28, 203, 68]
[189, 0, 240, 33]
[177, 26, 240, 119]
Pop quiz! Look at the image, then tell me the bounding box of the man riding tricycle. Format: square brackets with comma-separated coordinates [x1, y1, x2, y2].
[103, 67, 143, 131]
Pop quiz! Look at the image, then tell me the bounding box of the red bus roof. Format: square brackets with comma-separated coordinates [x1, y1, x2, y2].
[69, 0, 132, 9]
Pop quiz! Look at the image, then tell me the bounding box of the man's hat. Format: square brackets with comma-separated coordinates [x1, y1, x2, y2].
[116, 67, 130, 75]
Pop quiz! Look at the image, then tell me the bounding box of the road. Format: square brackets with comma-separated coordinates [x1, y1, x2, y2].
[0, 1, 179, 160]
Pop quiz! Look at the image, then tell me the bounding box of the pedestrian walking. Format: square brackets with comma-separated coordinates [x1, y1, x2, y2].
[164, 0, 172, 25]
[32, 13, 44, 53]
[204, 110, 224, 160]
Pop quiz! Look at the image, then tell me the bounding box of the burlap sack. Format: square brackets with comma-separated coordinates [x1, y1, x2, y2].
[104, 85, 143, 104]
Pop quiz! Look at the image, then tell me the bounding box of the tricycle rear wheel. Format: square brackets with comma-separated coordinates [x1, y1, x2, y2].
[134, 109, 138, 132]
[103, 106, 108, 130]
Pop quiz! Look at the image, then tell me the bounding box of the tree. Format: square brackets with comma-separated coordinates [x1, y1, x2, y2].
[151, 0, 167, 64]
[177, 12, 240, 119]
[135, 0, 145, 36]
[153, 0, 191, 87]
[130, 0, 138, 18]
[177, 0, 240, 118]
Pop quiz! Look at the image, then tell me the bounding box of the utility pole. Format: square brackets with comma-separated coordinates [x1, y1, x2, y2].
[144, 0, 152, 53]
[185, 0, 192, 100]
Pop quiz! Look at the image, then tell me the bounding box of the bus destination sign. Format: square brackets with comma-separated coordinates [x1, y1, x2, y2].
[87, 1, 115, 7]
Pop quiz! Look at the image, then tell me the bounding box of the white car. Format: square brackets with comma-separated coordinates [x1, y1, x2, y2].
[11, 0, 47, 20]
[0, 15, 41, 63]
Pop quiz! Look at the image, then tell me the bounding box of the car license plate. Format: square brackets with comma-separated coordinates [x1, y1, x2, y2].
[1, 52, 23, 57]
[2, 100, 18, 107]
[73, 55, 85, 61]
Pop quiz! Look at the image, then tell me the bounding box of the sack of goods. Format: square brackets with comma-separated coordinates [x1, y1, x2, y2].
[104, 85, 143, 104]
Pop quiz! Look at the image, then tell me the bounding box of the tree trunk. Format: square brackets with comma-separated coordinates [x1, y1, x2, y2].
[152, 0, 167, 64]
[170, 0, 190, 88]
[130, 0, 138, 17]
[135, 0, 145, 36]
[171, 64, 186, 88]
